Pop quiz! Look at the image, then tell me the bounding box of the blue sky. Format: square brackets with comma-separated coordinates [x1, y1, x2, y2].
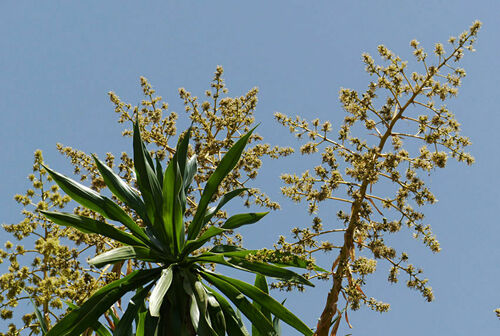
[1, 1, 499, 335]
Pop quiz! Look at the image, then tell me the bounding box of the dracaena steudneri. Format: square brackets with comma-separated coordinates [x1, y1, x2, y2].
[41, 121, 316, 336]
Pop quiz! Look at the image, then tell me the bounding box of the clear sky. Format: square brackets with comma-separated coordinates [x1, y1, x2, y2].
[1, 1, 499, 335]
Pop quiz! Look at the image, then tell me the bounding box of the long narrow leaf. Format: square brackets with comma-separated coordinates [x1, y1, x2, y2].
[181, 227, 226, 258]
[191, 278, 219, 336]
[149, 265, 174, 317]
[43, 166, 150, 244]
[89, 246, 162, 268]
[175, 127, 192, 177]
[183, 155, 197, 192]
[64, 302, 112, 336]
[133, 121, 165, 242]
[155, 157, 164, 188]
[252, 275, 272, 336]
[162, 158, 176, 253]
[92, 155, 149, 223]
[46, 268, 161, 336]
[203, 188, 247, 225]
[222, 212, 268, 230]
[202, 271, 313, 336]
[114, 284, 154, 336]
[266, 252, 327, 273]
[209, 245, 247, 254]
[206, 293, 226, 336]
[199, 270, 276, 336]
[29, 296, 48, 335]
[203, 285, 249, 336]
[172, 163, 185, 253]
[191, 254, 313, 286]
[226, 257, 314, 287]
[187, 128, 256, 240]
[41, 211, 147, 247]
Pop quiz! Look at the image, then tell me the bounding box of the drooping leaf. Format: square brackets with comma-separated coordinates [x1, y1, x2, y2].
[203, 285, 250, 336]
[182, 277, 200, 332]
[43, 165, 150, 244]
[206, 293, 226, 336]
[46, 268, 161, 336]
[192, 254, 312, 286]
[89, 246, 164, 268]
[222, 212, 268, 230]
[149, 265, 174, 317]
[193, 279, 220, 336]
[272, 315, 282, 336]
[202, 270, 313, 336]
[199, 270, 276, 336]
[226, 257, 314, 287]
[41, 211, 147, 247]
[188, 127, 256, 240]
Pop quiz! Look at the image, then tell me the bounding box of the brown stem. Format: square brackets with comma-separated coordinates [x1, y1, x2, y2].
[314, 65, 434, 336]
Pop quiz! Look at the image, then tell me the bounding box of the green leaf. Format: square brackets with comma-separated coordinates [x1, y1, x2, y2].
[175, 127, 192, 178]
[162, 157, 177, 253]
[173, 162, 185, 253]
[181, 227, 226, 258]
[202, 271, 313, 336]
[183, 155, 198, 192]
[206, 293, 226, 336]
[133, 121, 165, 242]
[155, 157, 164, 188]
[46, 268, 161, 336]
[65, 301, 113, 336]
[43, 165, 150, 245]
[65, 300, 112, 336]
[182, 278, 200, 332]
[252, 275, 272, 336]
[92, 155, 149, 223]
[41, 211, 147, 247]
[149, 265, 174, 317]
[188, 127, 256, 240]
[114, 284, 154, 336]
[222, 212, 268, 230]
[191, 254, 313, 286]
[199, 270, 276, 336]
[266, 252, 327, 273]
[209, 245, 247, 254]
[272, 315, 282, 336]
[226, 257, 314, 287]
[183, 275, 221, 336]
[203, 188, 247, 225]
[137, 310, 158, 336]
[203, 285, 250, 336]
[28, 296, 48, 335]
[89, 246, 162, 268]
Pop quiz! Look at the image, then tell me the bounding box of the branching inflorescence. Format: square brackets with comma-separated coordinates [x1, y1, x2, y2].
[2, 67, 293, 335]
[273, 21, 481, 335]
